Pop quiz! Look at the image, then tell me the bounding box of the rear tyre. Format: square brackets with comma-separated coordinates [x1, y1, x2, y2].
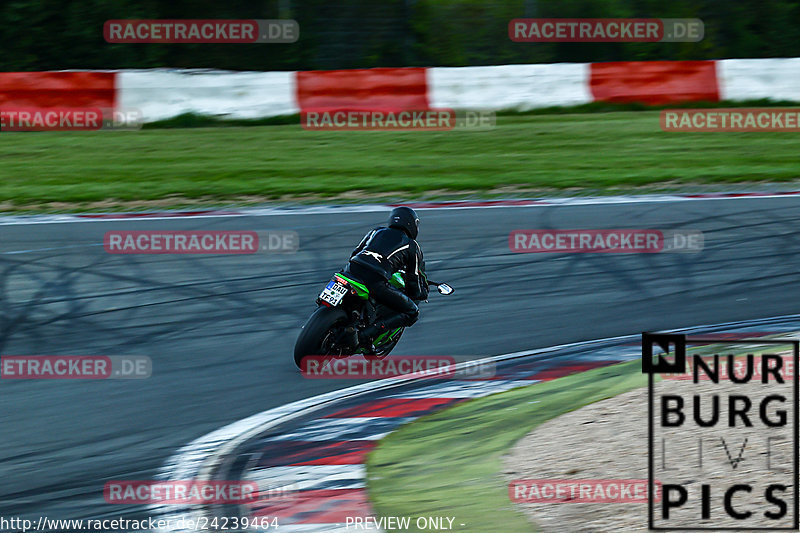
[294, 306, 348, 369]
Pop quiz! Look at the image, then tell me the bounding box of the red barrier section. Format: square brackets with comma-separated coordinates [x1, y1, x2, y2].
[296, 67, 428, 112]
[590, 61, 719, 105]
[0, 72, 116, 109]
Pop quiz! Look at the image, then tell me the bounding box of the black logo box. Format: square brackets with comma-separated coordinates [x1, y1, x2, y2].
[643, 332, 800, 531]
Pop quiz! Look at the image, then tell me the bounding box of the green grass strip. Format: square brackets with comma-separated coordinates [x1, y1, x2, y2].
[142, 100, 800, 129]
[2, 110, 800, 210]
[366, 359, 647, 532]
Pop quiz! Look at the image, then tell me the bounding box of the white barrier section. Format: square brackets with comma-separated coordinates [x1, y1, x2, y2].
[118, 70, 298, 122]
[428, 63, 592, 111]
[717, 58, 800, 102]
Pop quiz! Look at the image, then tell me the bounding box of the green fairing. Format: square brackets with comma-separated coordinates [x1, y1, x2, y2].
[375, 327, 403, 345]
[335, 272, 405, 345]
[337, 271, 405, 301]
[390, 271, 406, 288]
[336, 274, 369, 299]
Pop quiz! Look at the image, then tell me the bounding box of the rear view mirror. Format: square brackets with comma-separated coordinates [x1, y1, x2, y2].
[437, 283, 454, 295]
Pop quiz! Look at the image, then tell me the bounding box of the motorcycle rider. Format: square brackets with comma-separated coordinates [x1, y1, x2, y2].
[342, 206, 428, 348]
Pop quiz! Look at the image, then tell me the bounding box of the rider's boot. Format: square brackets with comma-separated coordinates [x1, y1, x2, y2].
[359, 312, 409, 348]
[358, 324, 383, 349]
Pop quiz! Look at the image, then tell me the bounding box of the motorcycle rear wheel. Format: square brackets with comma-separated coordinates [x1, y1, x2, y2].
[294, 306, 348, 369]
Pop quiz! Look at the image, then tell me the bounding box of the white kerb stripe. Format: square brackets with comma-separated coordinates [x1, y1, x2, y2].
[245, 465, 366, 491]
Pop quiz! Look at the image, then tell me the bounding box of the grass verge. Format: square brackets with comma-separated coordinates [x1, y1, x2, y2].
[142, 99, 800, 128]
[2, 109, 800, 211]
[366, 359, 646, 532]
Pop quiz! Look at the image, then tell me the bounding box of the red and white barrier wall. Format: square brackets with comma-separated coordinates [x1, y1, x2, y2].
[0, 72, 116, 109]
[118, 70, 298, 119]
[2, 59, 800, 122]
[717, 58, 800, 101]
[429, 63, 591, 110]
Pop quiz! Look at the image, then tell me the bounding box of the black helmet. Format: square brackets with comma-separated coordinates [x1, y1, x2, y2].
[388, 206, 420, 239]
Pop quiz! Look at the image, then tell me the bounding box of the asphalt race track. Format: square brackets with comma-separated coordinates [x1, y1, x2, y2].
[2, 196, 800, 524]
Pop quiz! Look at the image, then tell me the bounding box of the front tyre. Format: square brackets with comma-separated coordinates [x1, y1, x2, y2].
[294, 306, 348, 369]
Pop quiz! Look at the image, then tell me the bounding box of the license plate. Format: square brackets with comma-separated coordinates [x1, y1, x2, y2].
[320, 280, 348, 306]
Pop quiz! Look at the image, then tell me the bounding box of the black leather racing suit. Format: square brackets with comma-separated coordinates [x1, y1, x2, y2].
[343, 226, 428, 340]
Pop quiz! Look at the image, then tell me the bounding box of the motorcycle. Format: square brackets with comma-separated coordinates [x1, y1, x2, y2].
[293, 269, 454, 369]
